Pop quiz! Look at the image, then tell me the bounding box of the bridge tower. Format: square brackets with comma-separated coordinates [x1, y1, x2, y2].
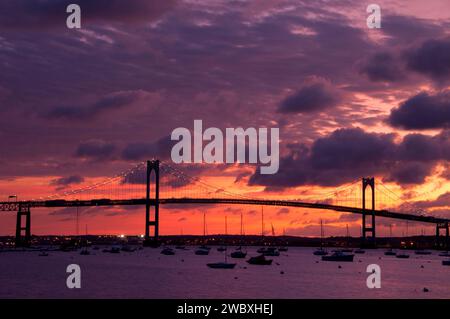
[362, 177, 376, 247]
[144, 160, 160, 247]
[435, 222, 449, 250]
[15, 204, 31, 247]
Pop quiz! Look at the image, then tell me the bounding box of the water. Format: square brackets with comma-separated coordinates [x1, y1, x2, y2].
[1, 247, 449, 298]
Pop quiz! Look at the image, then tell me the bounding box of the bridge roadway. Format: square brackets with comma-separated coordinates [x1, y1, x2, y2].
[0, 198, 448, 225]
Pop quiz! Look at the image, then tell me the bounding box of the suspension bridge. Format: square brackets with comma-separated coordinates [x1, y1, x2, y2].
[1, 160, 448, 248]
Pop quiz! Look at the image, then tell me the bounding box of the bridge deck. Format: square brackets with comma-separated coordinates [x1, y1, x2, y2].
[0, 198, 448, 224]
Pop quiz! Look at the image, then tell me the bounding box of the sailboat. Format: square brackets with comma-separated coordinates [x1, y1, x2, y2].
[385, 224, 396, 256]
[175, 228, 186, 250]
[353, 225, 365, 254]
[38, 250, 49, 257]
[247, 254, 273, 265]
[313, 219, 328, 256]
[340, 224, 353, 253]
[217, 216, 227, 252]
[161, 247, 175, 255]
[278, 228, 288, 252]
[231, 212, 247, 259]
[261, 223, 280, 256]
[207, 216, 236, 269]
[322, 250, 354, 262]
[80, 224, 90, 255]
[195, 212, 210, 255]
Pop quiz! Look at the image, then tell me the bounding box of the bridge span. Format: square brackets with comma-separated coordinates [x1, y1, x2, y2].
[1, 160, 448, 248]
[1, 198, 449, 225]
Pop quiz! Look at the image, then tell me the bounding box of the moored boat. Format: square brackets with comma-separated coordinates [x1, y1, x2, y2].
[384, 249, 396, 256]
[207, 262, 236, 269]
[415, 250, 432, 255]
[161, 247, 175, 255]
[262, 247, 280, 256]
[442, 259, 450, 266]
[103, 246, 121, 253]
[247, 254, 273, 265]
[80, 248, 90, 255]
[313, 220, 328, 256]
[313, 248, 328, 256]
[230, 250, 247, 258]
[322, 251, 354, 262]
[230, 246, 247, 258]
[396, 253, 410, 259]
[195, 248, 210, 255]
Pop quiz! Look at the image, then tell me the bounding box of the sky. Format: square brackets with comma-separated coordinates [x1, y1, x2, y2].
[0, 0, 449, 237]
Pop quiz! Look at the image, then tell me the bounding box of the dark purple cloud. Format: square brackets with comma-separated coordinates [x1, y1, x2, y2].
[309, 128, 395, 170]
[360, 52, 405, 82]
[384, 161, 434, 185]
[76, 140, 116, 160]
[406, 39, 450, 81]
[397, 133, 449, 161]
[388, 91, 450, 130]
[45, 90, 149, 120]
[407, 192, 450, 211]
[382, 15, 444, 46]
[249, 128, 450, 188]
[121, 136, 173, 161]
[278, 81, 340, 114]
[0, 0, 177, 30]
[50, 175, 85, 186]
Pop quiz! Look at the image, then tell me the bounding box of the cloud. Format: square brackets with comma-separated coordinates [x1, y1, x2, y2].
[406, 39, 450, 81]
[121, 136, 173, 161]
[45, 90, 149, 120]
[413, 192, 450, 209]
[384, 161, 434, 185]
[50, 175, 85, 186]
[0, 0, 177, 30]
[309, 128, 396, 170]
[382, 15, 444, 46]
[398, 192, 450, 217]
[388, 91, 450, 130]
[76, 139, 116, 159]
[249, 128, 450, 188]
[278, 81, 340, 114]
[397, 133, 449, 162]
[360, 52, 404, 82]
[276, 208, 290, 216]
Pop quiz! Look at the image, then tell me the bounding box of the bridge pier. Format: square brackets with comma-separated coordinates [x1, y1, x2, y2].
[144, 160, 160, 247]
[15, 205, 31, 247]
[361, 177, 376, 248]
[435, 222, 449, 250]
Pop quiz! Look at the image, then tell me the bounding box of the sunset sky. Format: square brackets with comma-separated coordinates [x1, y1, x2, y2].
[0, 0, 449, 237]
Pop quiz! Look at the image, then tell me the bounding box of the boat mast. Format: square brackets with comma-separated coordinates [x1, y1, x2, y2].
[224, 215, 228, 263]
[320, 219, 324, 247]
[240, 212, 243, 236]
[261, 206, 264, 238]
[346, 224, 349, 247]
[225, 216, 228, 236]
[203, 211, 206, 245]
